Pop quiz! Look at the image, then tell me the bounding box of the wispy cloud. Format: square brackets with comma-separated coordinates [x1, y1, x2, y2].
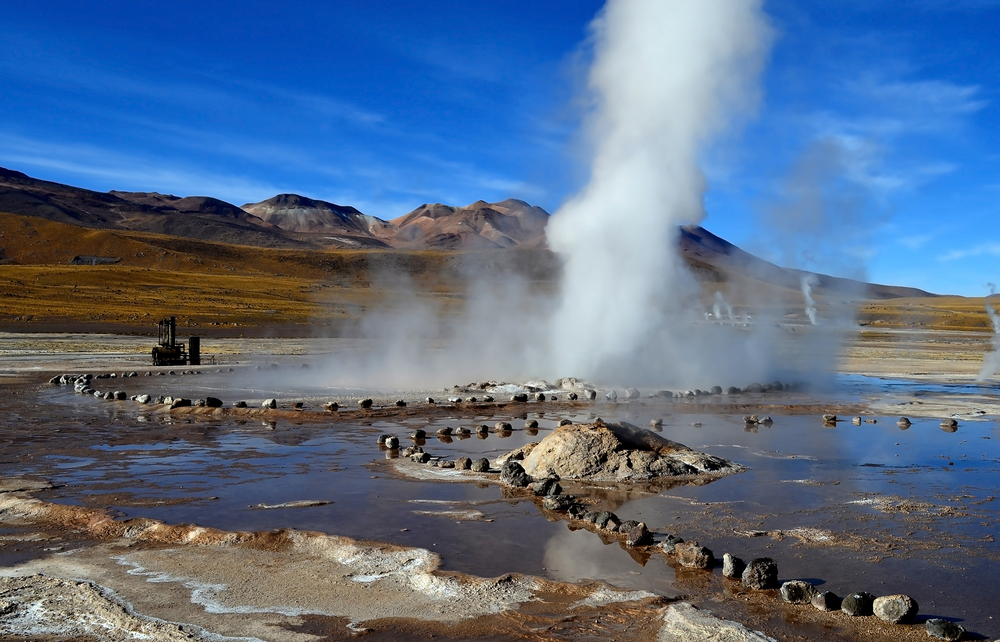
[939, 242, 1000, 261]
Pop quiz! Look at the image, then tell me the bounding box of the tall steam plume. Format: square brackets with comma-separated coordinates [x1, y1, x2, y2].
[546, 0, 773, 382]
[977, 285, 1000, 382]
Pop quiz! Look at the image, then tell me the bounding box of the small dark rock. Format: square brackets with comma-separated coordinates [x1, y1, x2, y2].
[660, 534, 684, 553]
[384, 436, 400, 449]
[742, 558, 778, 590]
[841, 592, 875, 617]
[558, 419, 572, 426]
[925, 619, 964, 641]
[532, 478, 562, 497]
[495, 422, 512, 431]
[618, 520, 640, 533]
[583, 389, 597, 400]
[594, 511, 619, 530]
[535, 393, 546, 402]
[568, 392, 578, 400]
[500, 461, 532, 487]
[234, 400, 247, 408]
[625, 522, 652, 547]
[358, 398, 374, 409]
[439, 460, 456, 469]
[205, 397, 223, 408]
[261, 398, 277, 409]
[811, 591, 841, 612]
[582, 511, 600, 523]
[412, 429, 426, 439]
[170, 397, 191, 408]
[511, 393, 528, 402]
[822, 413, 837, 423]
[543, 495, 575, 511]
[437, 427, 452, 436]
[470, 458, 490, 473]
[395, 399, 407, 407]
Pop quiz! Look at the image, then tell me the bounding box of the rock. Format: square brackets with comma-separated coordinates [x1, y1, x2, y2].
[759, 416, 773, 425]
[558, 419, 573, 426]
[477, 424, 490, 434]
[542, 495, 575, 511]
[722, 553, 745, 579]
[468, 397, 478, 403]
[660, 534, 685, 553]
[470, 458, 490, 473]
[583, 389, 597, 400]
[618, 520, 640, 533]
[292, 402, 304, 409]
[384, 436, 400, 449]
[510, 393, 528, 402]
[376, 434, 391, 445]
[425, 397, 435, 404]
[625, 387, 641, 399]
[261, 398, 277, 409]
[710, 386, 723, 395]
[483, 395, 494, 402]
[726, 386, 741, 395]
[531, 478, 562, 497]
[439, 460, 456, 469]
[499, 461, 532, 487]
[606, 390, 618, 401]
[568, 392, 578, 400]
[195, 399, 206, 407]
[626, 522, 652, 546]
[675, 541, 714, 569]
[745, 383, 764, 393]
[234, 400, 247, 408]
[515, 421, 742, 482]
[925, 619, 965, 641]
[940, 418, 958, 432]
[114, 391, 127, 400]
[395, 399, 407, 407]
[412, 429, 426, 439]
[535, 393, 546, 402]
[455, 457, 472, 470]
[411, 452, 431, 463]
[811, 591, 840, 612]
[897, 417, 912, 428]
[436, 427, 453, 436]
[841, 592, 875, 616]
[402, 445, 422, 457]
[495, 422, 512, 431]
[743, 415, 758, 424]
[205, 397, 223, 408]
[358, 398, 374, 409]
[170, 398, 191, 408]
[822, 414, 837, 423]
[582, 511, 600, 524]
[852, 416, 862, 425]
[103, 391, 114, 400]
[780, 580, 819, 604]
[873, 594, 918, 624]
[742, 558, 778, 590]
[135, 394, 151, 404]
[594, 511, 620, 531]
[650, 418, 663, 428]
[525, 419, 539, 429]
[448, 396, 463, 403]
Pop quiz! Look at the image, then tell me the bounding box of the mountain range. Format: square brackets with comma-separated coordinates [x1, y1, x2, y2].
[0, 167, 933, 299]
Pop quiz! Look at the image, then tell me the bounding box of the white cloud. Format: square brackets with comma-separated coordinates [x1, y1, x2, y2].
[939, 243, 1000, 261]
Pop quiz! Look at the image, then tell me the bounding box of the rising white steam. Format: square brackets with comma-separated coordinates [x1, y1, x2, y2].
[713, 291, 735, 323]
[977, 285, 1000, 382]
[546, 0, 773, 381]
[801, 274, 819, 326]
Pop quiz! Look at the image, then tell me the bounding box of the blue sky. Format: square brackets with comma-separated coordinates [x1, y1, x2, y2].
[1, 1, 997, 296]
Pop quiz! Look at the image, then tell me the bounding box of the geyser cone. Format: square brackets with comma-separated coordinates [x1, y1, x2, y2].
[547, 0, 773, 382]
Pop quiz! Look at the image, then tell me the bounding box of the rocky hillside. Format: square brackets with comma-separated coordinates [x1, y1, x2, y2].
[241, 194, 395, 247]
[388, 199, 549, 249]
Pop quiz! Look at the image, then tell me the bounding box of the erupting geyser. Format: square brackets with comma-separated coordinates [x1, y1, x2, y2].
[546, 0, 774, 383]
[801, 274, 819, 326]
[977, 292, 1000, 382]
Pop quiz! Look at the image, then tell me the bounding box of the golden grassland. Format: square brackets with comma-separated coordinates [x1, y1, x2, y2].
[0, 211, 992, 334]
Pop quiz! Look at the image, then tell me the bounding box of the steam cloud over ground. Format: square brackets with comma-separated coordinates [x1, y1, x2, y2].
[306, 0, 853, 391]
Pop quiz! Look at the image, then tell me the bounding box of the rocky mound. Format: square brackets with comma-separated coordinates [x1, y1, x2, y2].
[241, 193, 396, 242]
[513, 420, 744, 482]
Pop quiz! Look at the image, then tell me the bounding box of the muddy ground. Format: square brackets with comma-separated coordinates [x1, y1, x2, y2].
[0, 328, 998, 641]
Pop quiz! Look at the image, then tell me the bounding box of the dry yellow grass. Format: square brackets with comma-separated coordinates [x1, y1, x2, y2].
[0, 211, 992, 334]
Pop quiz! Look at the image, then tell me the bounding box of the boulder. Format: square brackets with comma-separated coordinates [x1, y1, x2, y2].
[594, 511, 620, 531]
[170, 398, 191, 409]
[741, 558, 778, 590]
[811, 591, 840, 612]
[841, 592, 875, 616]
[384, 436, 400, 449]
[510, 394, 528, 403]
[531, 478, 561, 497]
[477, 424, 490, 434]
[583, 389, 597, 400]
[395, 399, 407, 407]
[606, 390, 618, 401]
[234, 401, 248, 408]
[675, 542, 714, 569]
[439, 460, 456, 469]
[114, 391, 127, 400]
[568, 392, 578, 400]
[261, 398, 277, 409]
[436, 427, 452, 436]
[542, 495, 576, 511]
[822, 414, 837, 423]
[535, 393, 546, 402]
[650, 418, 663, 428]
[780, 580, 818, 604]
[925, 619, 964, 641]
[358, 398, 374, 409]
[873, 594, 918, 624]
[897, 417, 912, 428]
[495, 422, 512, 431]
[525, 419, 539, 429]
[411, 452, 431, 463]
[455, 457, 472, 470]
[660, 534, 684, 553]
[722, 553, 745, 579]
[135, 394, 151, 404]
[625, 387, 641, 399]
[205, 397, 223, 408]
[513, 421, 743, 482]
[470, 458, 490, 473]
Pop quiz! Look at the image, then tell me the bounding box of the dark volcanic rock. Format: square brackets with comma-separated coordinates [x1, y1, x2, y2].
[660, 534, 685, 553]
[741, 558, 778, 590]
[841, 592, 875, 617]
[625, 522, 652, 547]
[811, 591, 841, 612]
[204, 397, 223, 408]
[675, 542, 714, 569]
[542, 495, 576, 511]
[873, 594, 918, 624]
[358, 398, 373, 409]
[531, 478, 562, 497]
[925, 619, 964, 641]
[780, 580, 819, 604]
[499, 461, 531, 487]
[594, 511, 620, 531]
[470, 458, 490, 473]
